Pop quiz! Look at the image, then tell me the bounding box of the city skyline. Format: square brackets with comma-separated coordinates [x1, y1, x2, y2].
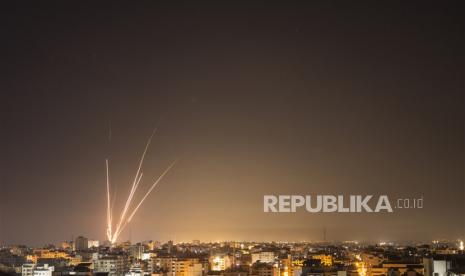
[1, 2, 464, 246]
[3, 237, 465, 276]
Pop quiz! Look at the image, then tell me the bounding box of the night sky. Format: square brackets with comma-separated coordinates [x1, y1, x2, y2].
[1, 2, 464, 246]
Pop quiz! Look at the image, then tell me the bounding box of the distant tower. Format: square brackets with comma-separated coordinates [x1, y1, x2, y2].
[74, 236, 88, 251]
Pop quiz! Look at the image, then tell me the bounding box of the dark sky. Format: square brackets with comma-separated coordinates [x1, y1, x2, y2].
[1, 2, 464, 246]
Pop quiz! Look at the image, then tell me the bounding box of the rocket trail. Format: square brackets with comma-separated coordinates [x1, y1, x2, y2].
[111, 169, 150, 242]
[128, 160, 177, 222]
[112, 160, 177, 242]
[105, 159, 112, 241]
[115, 170, 144, 237]
[133, 173, 144, 197]
[110, 186, 117, 226]
[104, 126, 176, 244]
[106, 120, 113, 241]
[107, 164, 120, 243]
[113, 129, 157, 241]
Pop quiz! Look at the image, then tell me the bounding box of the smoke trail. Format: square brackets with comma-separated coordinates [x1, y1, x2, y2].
[112, 160, 176, 242]
[133, 173, 144, 198]
[128, 160, 177, 222]
[118, 171, 143, 226]
[110, 186, 117, 226]
[105, 159, 112, 241]
[113, 129, 157, 240]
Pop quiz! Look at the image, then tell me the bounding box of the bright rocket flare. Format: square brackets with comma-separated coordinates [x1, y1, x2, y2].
[104, 127, 176, 244]
[110, 187, 117, 227]
[105, 159, 112, 241]
[128, 160, 177, 222]
[113, 129, 156, 238]
[111, 160, 177, 243]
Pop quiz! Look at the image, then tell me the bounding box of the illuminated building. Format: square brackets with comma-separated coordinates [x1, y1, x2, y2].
[251, 262, 279, 276]
[171, 259, 202, 276]
[129, 244, 145, 260]
[172, 259, 189, 276]
[10, 245, 28, 256]
[33, 264, 54, 276]
[301, 259, 325, 276]
[143, 240, 158, 251]
[40, 250, 68, 259]
[61, 242, 72, 250]
[67, 254, 83, 266]
[152, 256, 176, 272]
[224, 272, 248, 276]
[141, 252, 153, 261]
[70, 262, 93, 276]
[186, 263, 203, 276]
[27, 249, 83, 267]
[311, 255, 332, 266]
[368, 263, 423, 276]
[292, 267, 302, 276]
[209, 255, 232, 271]
[360, 254, 382, 268]
[94, 255, 128, 276]
[22, 263, 36, 276]
[292, 260, 304, 267]
[125, 262, 145, 276]
[26, 255, 38, 264]
[151, 257, 202, 276]
[252, 252, 276, 264]
[88, 240, 100, 248]
[423, 257, 450, 276]
[434, 248, 459, 255]
[278, 256, 293, 276]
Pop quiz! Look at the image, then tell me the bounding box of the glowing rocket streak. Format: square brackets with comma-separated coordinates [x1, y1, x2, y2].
[110, 187, 117, 228]
[125, 172, 143, 214]
[110, 173, 143, 242]
[125, 172, 144, 217]
[105, 159, 112, 241]
[133, 173, 143, 197]
[113, 129, 157, 242]
[128, 160, 177, 222]
[113, 171, 144, 241]
[112, 161, 177, 241]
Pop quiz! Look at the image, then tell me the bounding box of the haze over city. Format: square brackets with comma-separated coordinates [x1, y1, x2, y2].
[1, 2, 464, 247]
